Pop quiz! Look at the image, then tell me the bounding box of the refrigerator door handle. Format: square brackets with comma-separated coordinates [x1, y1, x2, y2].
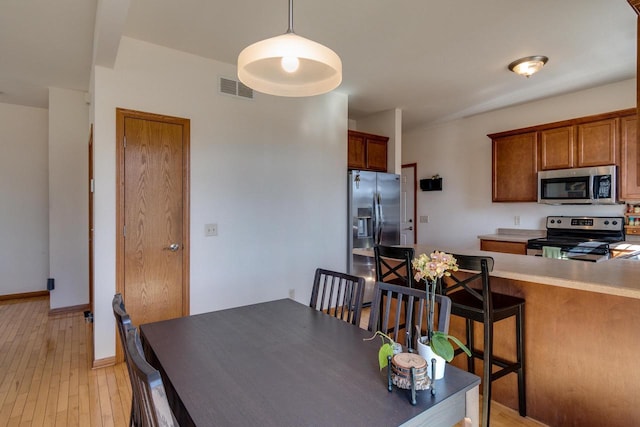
[372, 192, 377, 245]
[375, 192, 383, 245]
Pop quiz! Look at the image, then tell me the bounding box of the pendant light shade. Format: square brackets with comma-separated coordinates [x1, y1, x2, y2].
[237, 0, 342, 97]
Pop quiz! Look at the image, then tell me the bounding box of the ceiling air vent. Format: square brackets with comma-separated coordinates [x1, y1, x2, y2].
[219, 77, 254, 100]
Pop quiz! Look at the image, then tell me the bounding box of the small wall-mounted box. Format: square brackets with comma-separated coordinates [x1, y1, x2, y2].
[420, 177, 442, 191]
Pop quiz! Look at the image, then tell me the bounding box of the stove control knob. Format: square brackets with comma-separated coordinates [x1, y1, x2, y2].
[550, 219, 556, 224]
[612, 220, 618, 225]
[604, 220, 610, 225]
[557, 219, 562, 224]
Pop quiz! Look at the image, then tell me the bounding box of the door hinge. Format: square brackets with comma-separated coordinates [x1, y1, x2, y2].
[90, 178, 94, 193]
[123, 225, 126, 237]
[123, 136, 127, 148]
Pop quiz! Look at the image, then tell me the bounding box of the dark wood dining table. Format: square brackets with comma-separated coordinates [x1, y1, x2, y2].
[140, 298, 480, 427]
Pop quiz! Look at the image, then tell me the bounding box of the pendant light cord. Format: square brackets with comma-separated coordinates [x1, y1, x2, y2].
[287, 0, 294, 34]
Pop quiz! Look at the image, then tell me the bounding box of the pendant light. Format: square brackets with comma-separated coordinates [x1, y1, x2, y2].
[237, 0, 342, 97]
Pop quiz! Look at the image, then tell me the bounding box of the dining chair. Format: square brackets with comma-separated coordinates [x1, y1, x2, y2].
[439, 254, 526, 427]
[113, 293, 132, 348]
[310, 268, 365, 326]
[125, 326, 179, 427]
[112, 293, 140, 427]
[367, 281, 451, 352]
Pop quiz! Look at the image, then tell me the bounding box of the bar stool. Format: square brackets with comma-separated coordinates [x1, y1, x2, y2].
[373, 245, 417, 288]
[439, 254, 526, 427]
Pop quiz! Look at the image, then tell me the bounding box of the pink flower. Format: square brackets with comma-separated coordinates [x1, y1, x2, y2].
[411, 251, 458, 282]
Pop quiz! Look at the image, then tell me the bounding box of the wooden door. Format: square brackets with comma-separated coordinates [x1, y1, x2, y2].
[116, 108, 190, 362]
[88, 125, 94, 364]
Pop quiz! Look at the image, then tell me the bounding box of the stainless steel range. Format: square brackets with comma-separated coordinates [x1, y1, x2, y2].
[527, 216, 625, 262]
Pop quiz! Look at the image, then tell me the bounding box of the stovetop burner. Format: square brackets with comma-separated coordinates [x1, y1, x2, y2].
[527, 238, 611, 254]
[526, 216, 625, 261]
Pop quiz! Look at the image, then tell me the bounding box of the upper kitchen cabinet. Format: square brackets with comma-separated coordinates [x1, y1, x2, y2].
[539, 117, 618, 170]
[491, 132, 538, 202]
[621, 113, 640, 201]
[540, 126, 574, 170]
[625, 3, 640, 201]
[348, 130, 388, 172]
[490, 108, 635, 203]
[576, 118, 618, 167]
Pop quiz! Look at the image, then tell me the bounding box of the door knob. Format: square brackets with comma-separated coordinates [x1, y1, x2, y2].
[164, 243, 180, 252]
[403, 226, 413, 231]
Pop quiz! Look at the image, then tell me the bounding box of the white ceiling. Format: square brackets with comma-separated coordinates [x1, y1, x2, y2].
[0, 0, 636, 130]
[0, 0, 97, 108]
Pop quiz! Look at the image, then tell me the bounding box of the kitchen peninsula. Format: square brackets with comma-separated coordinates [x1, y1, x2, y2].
[364, 245, 640, 426]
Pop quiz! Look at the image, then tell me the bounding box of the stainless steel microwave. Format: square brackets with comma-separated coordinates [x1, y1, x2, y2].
[538, 165, 617, 205]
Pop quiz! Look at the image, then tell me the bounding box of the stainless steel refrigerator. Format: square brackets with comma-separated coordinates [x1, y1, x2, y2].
[347, 171, 401, 304]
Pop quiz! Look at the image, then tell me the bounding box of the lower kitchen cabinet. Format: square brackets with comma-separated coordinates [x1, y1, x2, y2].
[480, 239, 527, 255]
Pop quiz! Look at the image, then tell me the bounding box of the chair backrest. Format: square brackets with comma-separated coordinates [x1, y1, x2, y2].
[439, 254, 494, 313]
[310, 268, 366, 326]
[113, 293, 132, 350]
[368, 281, 451, 351]
[125, 327, 179, 427]
[374, 245, 416, 288]
[113, 293, 143, 427]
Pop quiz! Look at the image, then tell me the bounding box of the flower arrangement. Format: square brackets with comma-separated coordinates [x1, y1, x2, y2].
[412, 251, 471, 362]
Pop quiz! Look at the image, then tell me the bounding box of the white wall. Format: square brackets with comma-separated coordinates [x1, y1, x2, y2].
[403, 79, 636, 249]
[0, 103, 49, 294]
[91, 37, 348, 360]
[355, 108, 403, 173]
[48, 88, 90, 309]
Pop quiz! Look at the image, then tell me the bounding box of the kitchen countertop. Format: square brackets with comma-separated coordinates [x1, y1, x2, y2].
[477, 228, 545, 243]
[353, 244, 640, 300]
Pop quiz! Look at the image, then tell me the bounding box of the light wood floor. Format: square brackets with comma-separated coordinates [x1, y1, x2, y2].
[0, 296, 131, 426]
[1, 297, 545, 427]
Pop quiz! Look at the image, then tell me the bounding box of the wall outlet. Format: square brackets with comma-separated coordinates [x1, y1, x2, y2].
[419, 216, 429, 223]
[288, 288, 295, 299]
[205, 223, 218, 236]
[514, 216, 520, 226]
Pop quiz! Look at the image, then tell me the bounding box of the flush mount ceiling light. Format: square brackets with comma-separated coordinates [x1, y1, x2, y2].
[508, 55, 549, 78]
[237, 0, 342, 97]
